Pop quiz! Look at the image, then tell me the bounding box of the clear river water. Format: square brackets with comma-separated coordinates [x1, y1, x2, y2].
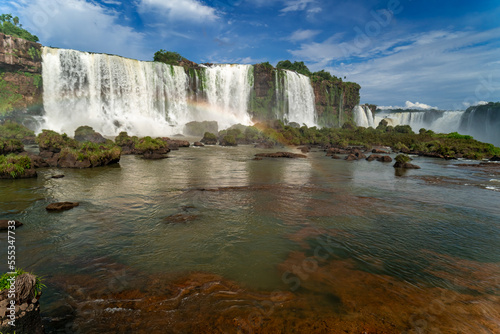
[1, 142, 499, 333]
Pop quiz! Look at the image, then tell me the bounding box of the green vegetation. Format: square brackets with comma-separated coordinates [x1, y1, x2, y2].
[60, 142, 121, 167]
[0, 72, 23, 115]
[134, 136, 167, 153]
[115, 131, 138, 147]
[0, 154, 32, 178]
[36, 129, 78, 152]
[395, 154, 411, 164]
[0, 120, 35, 139]
[0, 14, 39, 42]
[234, 120, 500, 160]
[153, 49, 185, 65]
[0, 268, 45, 295]
[0, 138, 23, 154]
[201, 132, 218, 143]
[220, 135, 237, 146]
[276, 60, 311, 76]
[27, 46, 42, 61]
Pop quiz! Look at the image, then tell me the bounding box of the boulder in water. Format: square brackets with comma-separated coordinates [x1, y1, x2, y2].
[255, 152, 306, 159]
[46, 202, 79, 211]
[74, 125, 107, 144]
[200, 132, 217, 145]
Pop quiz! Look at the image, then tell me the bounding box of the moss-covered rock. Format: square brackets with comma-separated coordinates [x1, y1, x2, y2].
[201, 132, 217, 145]
[0, 120, 35, 143]
[36, 130, 78, 153]
[0, 154, 36, 178]
[0, 138, 23, 154]
[74, 125, 106, 143]
[220, 135, 237, 146]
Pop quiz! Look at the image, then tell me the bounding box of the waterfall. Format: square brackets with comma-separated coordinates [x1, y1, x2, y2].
[40, 47, 323, 136]
[354, 105, 375, 127]
[42, 47, 190, 136]
[282, 70, 316, 127]
[200, 64, 254, 130]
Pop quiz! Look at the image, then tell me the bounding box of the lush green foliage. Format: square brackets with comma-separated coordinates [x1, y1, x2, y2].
[0, 154, 32, 178]
[0, 72, 23, 115]
[134, 136, 167, 153]
[0, 121, 35, 140]
[236, 120, 500, 160]
[276, 60, 311, 76]
[0, 14, 39, 42]
[153, 49, 185, 65]
[202, 132, 217, 142]
[0, 138, 24, 154]
[60, 142, 121, 167]
[115, 131, 138, 147]
[311, 70, 340, 83]
[395, 154, 411, 164]
[0, 268, 45, 295]
[37, 130, 78, 151]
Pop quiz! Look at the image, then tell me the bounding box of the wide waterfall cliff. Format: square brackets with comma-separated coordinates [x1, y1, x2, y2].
[39, 47, 353, 136]
[354, 103, 500, 146]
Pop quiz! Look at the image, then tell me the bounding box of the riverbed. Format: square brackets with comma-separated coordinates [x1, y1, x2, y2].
[1, 144, 499, 333]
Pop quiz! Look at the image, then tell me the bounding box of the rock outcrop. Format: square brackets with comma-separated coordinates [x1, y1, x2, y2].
[255, 152, 307, 159]
[0, 33, 43, 116]
[0, 273, 44, 334]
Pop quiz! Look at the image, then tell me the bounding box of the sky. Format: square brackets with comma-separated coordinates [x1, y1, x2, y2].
[2, 0, 500, 110]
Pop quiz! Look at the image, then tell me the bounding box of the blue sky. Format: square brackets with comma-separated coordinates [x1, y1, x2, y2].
[2, 0, 500, 110]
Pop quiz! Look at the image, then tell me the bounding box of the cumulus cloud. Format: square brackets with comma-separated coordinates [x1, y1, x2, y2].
[378, 101, 438, 110]
[12, 0, 146, 59]
[138, 0, 218, 23]
[297, 26, 500, 109]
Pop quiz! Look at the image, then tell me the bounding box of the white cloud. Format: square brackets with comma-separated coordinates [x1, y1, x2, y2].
[293, 27, 500, 109]
[101, 0, 122, 5]
[13, 0, 146, 59]
[281, 0, 316, 13]
[378, 101, 438, 110]
[287, 29, 321, 42]
[138, 0, 218, 23]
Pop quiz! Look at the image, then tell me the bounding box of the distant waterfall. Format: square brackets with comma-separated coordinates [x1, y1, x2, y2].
[353, 105, 375, 127]
[282, 70, 316, 127]
[42, 47, 190, 136]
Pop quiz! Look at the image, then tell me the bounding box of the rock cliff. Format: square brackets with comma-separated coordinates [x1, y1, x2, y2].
[0, 32, 43, 117]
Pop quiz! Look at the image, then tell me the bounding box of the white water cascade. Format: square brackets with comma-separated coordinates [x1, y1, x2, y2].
[41, 47, 321, 136]
[282, 70, 317, 127]
[201, 64, 254, 130]
[42, 47, 190, 136]
[371, 110, 466, 134]
[353, 105, 375, 127]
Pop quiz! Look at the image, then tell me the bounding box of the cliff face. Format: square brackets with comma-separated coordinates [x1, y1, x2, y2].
[459, 102, 500, 146]
[249, 63, 360, 127]
[0, 32, 43, 117]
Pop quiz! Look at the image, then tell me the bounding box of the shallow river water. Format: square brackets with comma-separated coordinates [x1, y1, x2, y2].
[1, 144, 499, 333]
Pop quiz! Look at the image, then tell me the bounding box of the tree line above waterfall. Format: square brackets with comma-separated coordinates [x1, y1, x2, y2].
[0, 14, 39, 42]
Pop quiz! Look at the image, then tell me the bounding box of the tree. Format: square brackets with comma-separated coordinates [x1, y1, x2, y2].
[0, 13, 39, 42]
[153, 49, 185, 65]
[276, 60, 311, 76]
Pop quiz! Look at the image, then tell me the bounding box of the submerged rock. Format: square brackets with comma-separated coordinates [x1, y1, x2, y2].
[193, 142, 204, 147]
[164, 213, 197, 224]
[255, 152, 307, 159]
[46, 202, 79, 211]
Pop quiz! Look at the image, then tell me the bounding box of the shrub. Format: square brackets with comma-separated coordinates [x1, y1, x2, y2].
[153, 49, 185, 65]
[0, 120, 35, 139]
[0, 154, 32, 178]
[0, 14, 39, 42]
[220, 135, 237, 146]
[0, 138, 23, 154]
[395, 154, 411, 164]
[37, 130, 78, 152]
[134, 136, 167, 153]
[0, 268, 45, 295]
